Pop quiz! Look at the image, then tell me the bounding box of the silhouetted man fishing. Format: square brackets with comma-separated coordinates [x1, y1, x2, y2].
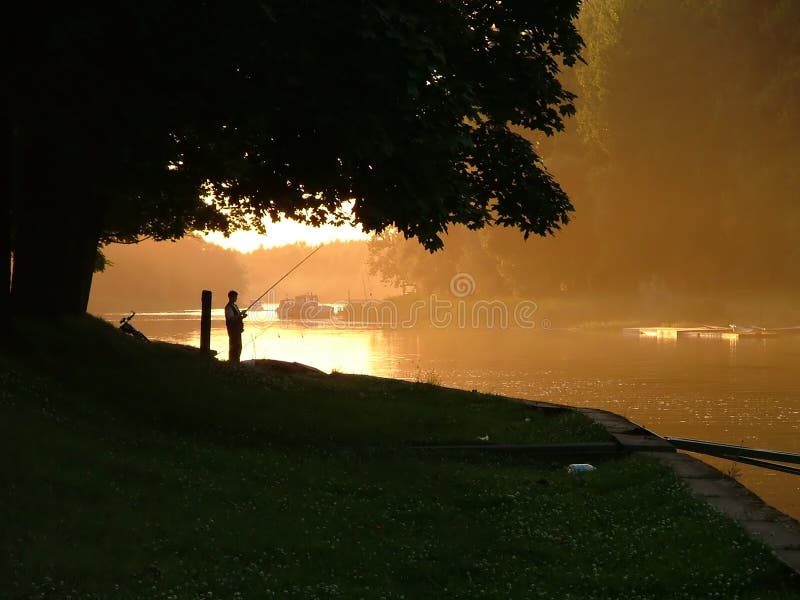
[224, 244, 322, 364]
[225, 290, 247, 363]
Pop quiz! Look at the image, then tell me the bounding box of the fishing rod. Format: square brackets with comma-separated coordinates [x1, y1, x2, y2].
[217, 244, 322, 359]
[245, 243, 324, 312]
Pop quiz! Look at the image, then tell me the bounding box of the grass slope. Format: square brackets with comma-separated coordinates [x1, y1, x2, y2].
[1, 316, 798, 599]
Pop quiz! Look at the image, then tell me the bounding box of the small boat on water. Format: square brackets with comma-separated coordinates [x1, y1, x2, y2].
[276, 293, 335, 320]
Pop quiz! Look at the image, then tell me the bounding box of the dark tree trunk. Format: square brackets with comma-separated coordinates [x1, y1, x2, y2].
[0, 202, 9, 317]
[0, 201, 11, 318]
[11, 203, 102, 316]
[9, 149, 104, 316]
[1, 122, 13, 318]
[0, 196, 9, 318]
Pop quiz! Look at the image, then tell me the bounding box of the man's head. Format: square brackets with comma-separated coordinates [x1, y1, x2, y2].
[228, 290, 238, 301]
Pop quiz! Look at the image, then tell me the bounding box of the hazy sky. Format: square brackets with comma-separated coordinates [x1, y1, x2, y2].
[202, 220, 370, 252]
[201, 201, 371, 252]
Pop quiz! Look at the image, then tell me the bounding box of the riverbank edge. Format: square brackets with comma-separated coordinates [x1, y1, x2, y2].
[6, 312, 796, 592]
[409, 391, 800, 576]
[245, 355, 800, 575]
[573, 406, 800, 576]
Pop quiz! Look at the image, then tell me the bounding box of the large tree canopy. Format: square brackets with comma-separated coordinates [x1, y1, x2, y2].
[369, 0, 800, 302]
[5, 1, 583, 315]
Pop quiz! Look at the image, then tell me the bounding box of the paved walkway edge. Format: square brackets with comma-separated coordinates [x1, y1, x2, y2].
[576, 406, 800, 576]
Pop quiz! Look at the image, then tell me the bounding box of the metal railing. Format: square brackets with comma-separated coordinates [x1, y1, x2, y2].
[665, 437, 800, 476]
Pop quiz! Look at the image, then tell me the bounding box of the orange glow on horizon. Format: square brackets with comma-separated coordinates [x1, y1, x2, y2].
[202, 220, 370, 253]
[200, 201, 371, 252]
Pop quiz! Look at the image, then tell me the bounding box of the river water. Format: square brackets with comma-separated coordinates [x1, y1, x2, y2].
[107, 309, 800, 520]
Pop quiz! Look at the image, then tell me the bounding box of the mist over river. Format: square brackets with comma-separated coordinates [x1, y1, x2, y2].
[105, 309, 800, 521]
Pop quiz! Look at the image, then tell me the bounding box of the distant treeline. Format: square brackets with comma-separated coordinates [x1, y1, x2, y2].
[370, 0, 800, 297]
[89, 239, 394, 313]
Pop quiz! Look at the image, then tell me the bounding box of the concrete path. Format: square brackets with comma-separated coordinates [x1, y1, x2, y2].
[577, 407, 800, 576]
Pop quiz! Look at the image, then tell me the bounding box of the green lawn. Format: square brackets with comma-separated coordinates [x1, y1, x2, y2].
[1, 316, 798, 599]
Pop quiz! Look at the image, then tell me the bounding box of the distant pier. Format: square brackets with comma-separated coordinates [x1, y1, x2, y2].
[623, 325, 800, 340]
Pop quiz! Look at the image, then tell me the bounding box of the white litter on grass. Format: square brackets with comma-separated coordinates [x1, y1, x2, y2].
[477, 435, 490, 442]
[567, 463, 596, 474]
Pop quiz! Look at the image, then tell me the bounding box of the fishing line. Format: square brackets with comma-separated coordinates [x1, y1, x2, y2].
[217, 318, 308, 360]
[215, 318, 278, 360]
[245, 244, 324, 312]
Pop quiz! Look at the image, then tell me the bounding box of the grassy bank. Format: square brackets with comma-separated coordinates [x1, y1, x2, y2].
[1, 316, 798, 599]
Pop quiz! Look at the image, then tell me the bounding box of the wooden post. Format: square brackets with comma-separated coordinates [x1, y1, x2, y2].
[200, 290, 212, 354]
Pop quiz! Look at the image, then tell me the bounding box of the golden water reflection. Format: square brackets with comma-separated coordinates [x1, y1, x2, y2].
[138, 310, 396, 375]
